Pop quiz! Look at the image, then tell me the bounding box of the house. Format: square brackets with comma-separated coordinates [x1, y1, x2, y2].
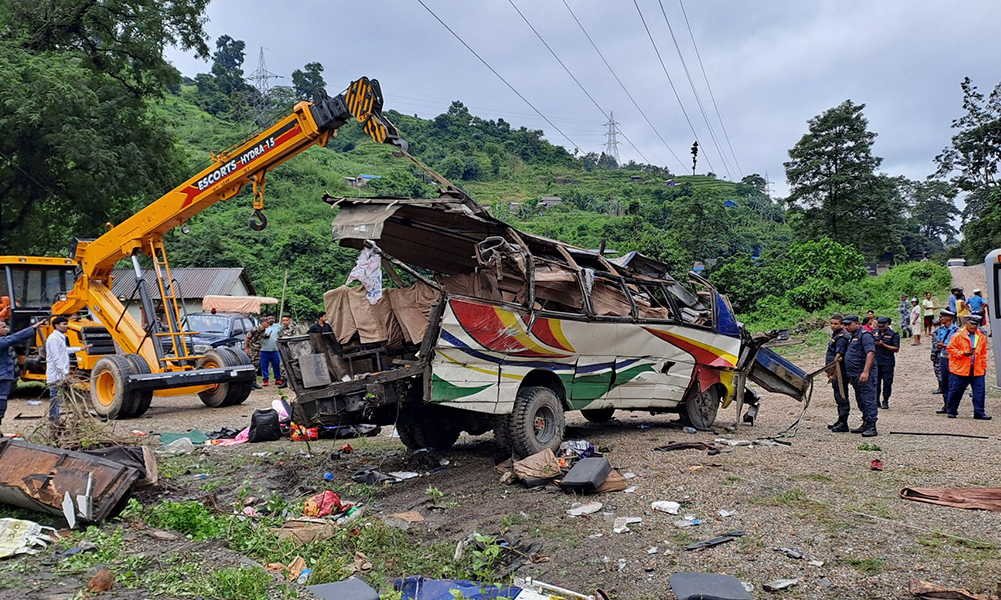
[111, 267, 256, 324]
[539, 196, 563, 209]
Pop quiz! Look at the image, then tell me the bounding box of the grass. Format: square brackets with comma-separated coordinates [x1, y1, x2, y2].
[790, 473, 834, 483]
[857, 443, 882, 452]
[751, 489, 807, 506]
[840, 557, 887, 575]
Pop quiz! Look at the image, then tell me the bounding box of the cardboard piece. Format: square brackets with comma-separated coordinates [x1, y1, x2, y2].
[512, 449, 561, 480]
[270, 519, 336, 547]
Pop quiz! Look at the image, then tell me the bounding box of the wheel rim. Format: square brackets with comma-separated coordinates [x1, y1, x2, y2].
[95, 371, 116, 406]
[694, 389, 717, 423]
[532, 405, 558, 445]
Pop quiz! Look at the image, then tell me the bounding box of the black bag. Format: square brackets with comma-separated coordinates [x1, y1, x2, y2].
[248, 409, 281, 443]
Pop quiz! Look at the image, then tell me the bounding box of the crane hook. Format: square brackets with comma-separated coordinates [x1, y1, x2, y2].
[249, 209, 267, 231]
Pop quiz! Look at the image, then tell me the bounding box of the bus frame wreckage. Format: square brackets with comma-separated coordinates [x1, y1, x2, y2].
[278, 193, 809, 457]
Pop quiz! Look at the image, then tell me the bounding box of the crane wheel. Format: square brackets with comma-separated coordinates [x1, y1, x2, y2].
[90, 355, 140, 421]
[216, 347, 254, 406]
[122, 355, 154, 418]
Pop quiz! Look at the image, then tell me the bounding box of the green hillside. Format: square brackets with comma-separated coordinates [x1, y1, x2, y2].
[161, 87, 787, 319]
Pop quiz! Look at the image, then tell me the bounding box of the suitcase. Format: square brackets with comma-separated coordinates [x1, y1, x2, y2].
[559, 457, 611, 492]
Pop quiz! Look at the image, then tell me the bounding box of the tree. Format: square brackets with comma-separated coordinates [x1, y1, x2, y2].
[901, 179, 959, 240]
[935, 77, 1001, 260]
[784, 100, 884, 253]
[0, 0, 209, 254]
[291, 62, 326, 100]
[210, 35, 248, 96]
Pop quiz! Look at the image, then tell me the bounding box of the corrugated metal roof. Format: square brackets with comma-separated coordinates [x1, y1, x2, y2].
[110, 268, 254, 301]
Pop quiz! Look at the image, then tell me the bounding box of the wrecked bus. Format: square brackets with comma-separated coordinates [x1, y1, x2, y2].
[278, 193, 807, 457]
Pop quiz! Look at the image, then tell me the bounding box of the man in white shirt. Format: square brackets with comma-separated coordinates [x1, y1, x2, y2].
[45, 316, 91, 421]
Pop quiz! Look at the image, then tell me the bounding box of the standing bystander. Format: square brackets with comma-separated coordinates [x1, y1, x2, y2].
[934, 311, 958, 412]
[909, 298, 922, 346]
[842, 315, 879, 437]
[45, 316, 92, 421]
[921, 292, 936, 336]
[873, 317, 900, 410]
[825, 315, 851, 432]
[0, 319, 44, 434]
[260, 316, 283, 387]
[945, 315, 991, 420]
[898, 294, 913, 339]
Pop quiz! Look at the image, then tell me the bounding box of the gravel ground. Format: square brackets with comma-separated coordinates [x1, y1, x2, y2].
[3, 267, 1000, 599]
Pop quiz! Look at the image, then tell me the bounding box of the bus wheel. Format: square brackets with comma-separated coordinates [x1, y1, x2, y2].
[196, 349, 232, 408]
[397, 405, 460, 451]
[510, 386, 565, 458]
[682, 386, 721, 430]
[216, 348, 254, 406]
[581, 407, 615, 423]
[90, 355, 139, 420]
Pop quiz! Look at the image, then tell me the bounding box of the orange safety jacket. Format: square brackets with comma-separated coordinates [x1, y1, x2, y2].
[947, 328, 989, 377]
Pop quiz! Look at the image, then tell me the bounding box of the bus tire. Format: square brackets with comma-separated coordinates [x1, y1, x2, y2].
[397, 405, 460, 451]
[581, 407, 615, 423]
[681, 386, 721, 430]
[122, 354, 154, 418]
[196, 349, 236, 408]
[493, 414, 513, 453]
[90, 355, 139, 421]
[216, 347, 254, 406]
[510, 386, 565, 458]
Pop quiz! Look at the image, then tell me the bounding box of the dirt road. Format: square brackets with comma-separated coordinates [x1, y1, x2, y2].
[3, 267, 1000, 599]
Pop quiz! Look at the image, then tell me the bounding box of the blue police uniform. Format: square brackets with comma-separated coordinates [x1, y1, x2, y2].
[967, 295, 986, 319]
[826, 328, 850, 422]
[873, 327, 899, 407]
[935, 322, 958, 410]
[844, 327, 878, 425]
[0, 326, 37, 429]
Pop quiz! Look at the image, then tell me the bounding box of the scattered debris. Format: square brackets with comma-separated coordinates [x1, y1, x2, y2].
[0, 439, 143, 524]
[0, 518, 58, 558]
[683, 426, 697, 434]
[286, 556, 308, 582]
[776, 547, 804, 560]
[87, 569, 115, 592]
[559, 439, 595, 459]
[308, 576, 380, 600]
[613, 517, 643, 534]
[351, 467, 399, 485]
[384, 511, 425, 530]
[651, 501, 681, 514]
[271, 519, 336, 546]
[908, 579, 997, 600]
[900, 487, 1001, 511]
[302, 491, 342, 517]
[595, 470, 628, 493]
[653, 442, 716, 452]
[718, 509, 738, 517]
[669, 572, 752, 600]
[396, 575, 576, 600]
[808, 559, 825, 567]
[514, 577, 595, 600]
[673, 516, 701, 528]
[513, 449, 561, 481]
[345, 551, 373, 575]
[762, 578, 798, 592]
[890, 431, 989, 440]
[387, 471, 420, 481]
[54, 540, 97, 558]
[684, 530, 745, 550]
[560, 457, 611, 493]
[163, 437, 195, 454]
[160, 431, 209, 446]
[713, 438, 753, 447]
[647, 547, 658, 554]
[871, 459, 884, 471]
[340, 443, 354, 453]
[567, 502, 603, 516]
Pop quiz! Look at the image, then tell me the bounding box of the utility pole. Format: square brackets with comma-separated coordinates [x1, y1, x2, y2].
[691, 141, 699, 175]
[604, 112, 620, 166]
[247, 47, 282, 127]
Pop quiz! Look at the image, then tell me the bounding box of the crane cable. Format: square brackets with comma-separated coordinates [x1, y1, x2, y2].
[631, 0, 717, 176]
[656, 0, 732, 180]
[414, 0, 582, 152]
[561, 0, 685, 173]
[677, 0, 743, 177]
[506, 0, 654, 165]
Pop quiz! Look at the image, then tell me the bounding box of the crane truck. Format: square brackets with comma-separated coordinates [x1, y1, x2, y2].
[0, 77, 406, 419]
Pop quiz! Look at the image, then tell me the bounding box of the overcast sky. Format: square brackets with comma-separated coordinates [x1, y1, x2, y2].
[166, 0, 1001, 197]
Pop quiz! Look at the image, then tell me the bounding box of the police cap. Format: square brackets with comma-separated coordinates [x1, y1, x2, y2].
[876, 316, 890, 325]
[842, 315, 860, 324]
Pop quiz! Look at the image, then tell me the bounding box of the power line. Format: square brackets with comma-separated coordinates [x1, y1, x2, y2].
[677, 0, 743, 177]
[561, 0, 685, 173]
[414, 0, 582, 152]
[506, 0, 651, 164]
[656, 0, 732, 180]
[631, 0, 716, 176]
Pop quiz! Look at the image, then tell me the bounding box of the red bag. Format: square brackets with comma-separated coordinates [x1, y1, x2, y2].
[302, 490, 341, 517]
[290, 423, 318, 441]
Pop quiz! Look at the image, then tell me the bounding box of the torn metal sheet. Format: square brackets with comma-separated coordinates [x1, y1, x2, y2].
[0, 439, 141, 524]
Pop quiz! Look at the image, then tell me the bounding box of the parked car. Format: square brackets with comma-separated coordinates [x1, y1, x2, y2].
[946, 258, 967, 267]
[279, 196, 809, 458]
[183, 312, 259, 355]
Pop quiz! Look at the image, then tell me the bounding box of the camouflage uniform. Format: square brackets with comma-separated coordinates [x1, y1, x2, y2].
[246, 325, 265, 373]
[279, 323, 297, 338]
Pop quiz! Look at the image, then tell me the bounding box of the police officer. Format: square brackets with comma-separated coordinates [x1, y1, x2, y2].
[873, 316, 899, 410]
[825, 314, 851, 432]
[842, 315, 879, 437]
[934, 311, 958, 414]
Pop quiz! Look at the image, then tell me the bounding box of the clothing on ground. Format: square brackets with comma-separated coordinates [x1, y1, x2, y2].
[900, 487, 1001, 512]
